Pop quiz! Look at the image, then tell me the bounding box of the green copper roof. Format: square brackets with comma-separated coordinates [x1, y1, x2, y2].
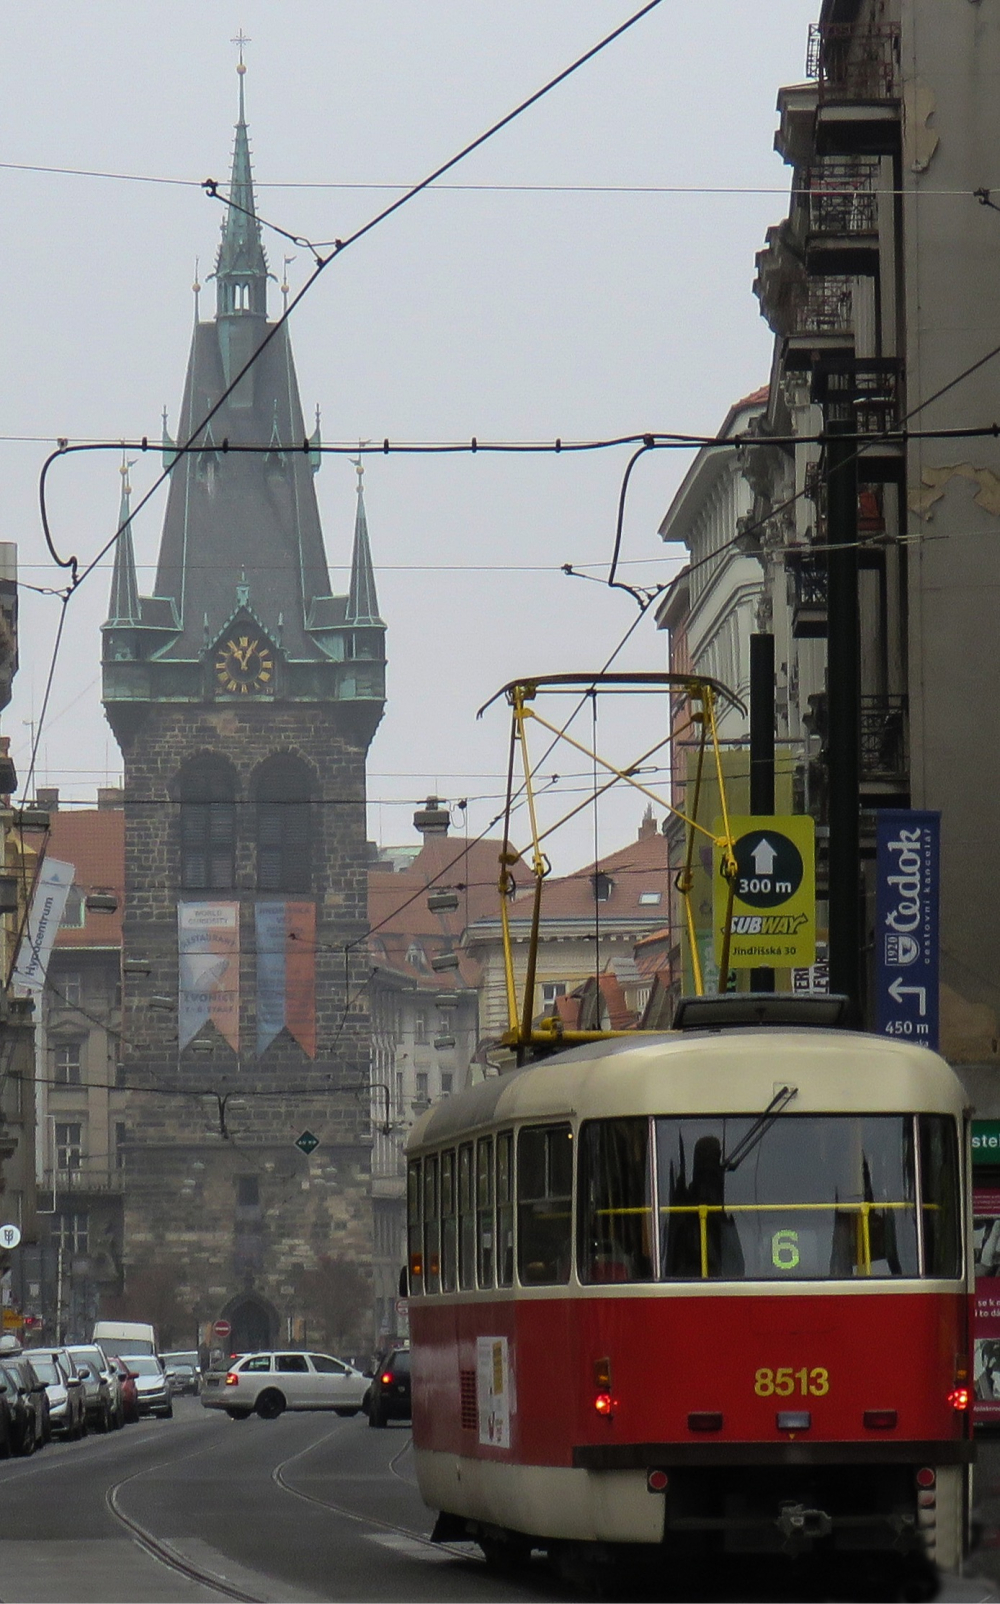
[346, 467, 382, 626]
[215, 64, 268, 318]
[107, 465, 141, 626]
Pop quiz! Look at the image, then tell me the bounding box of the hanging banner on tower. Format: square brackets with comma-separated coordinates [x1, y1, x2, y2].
[255, 900, 316, 1058]
[12, 857, 74, 995]
[178, 901, 240, 1051]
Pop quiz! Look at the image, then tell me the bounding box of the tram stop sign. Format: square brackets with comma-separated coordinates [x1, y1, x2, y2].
[713, 815, 816, 969]
[295, 1130, 320, 1156]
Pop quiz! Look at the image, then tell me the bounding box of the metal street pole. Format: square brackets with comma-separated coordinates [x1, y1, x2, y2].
[824, 383, 862, 1017]
[749, 632, 776, 993]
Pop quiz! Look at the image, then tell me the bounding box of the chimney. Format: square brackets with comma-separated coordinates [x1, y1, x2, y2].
[414, 796, 449, 838]
[36, 786, 59, 812]
[638, 804, 658, 840]
[97, 787, 124, 811]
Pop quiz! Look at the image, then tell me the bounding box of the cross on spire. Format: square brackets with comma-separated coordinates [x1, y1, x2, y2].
[232, 29, 251, 71]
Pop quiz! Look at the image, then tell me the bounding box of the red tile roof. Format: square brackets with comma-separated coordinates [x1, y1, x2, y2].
[47, 808, 125, 946]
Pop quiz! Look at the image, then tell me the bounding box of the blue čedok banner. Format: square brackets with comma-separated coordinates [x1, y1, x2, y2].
[875, 809, 940, 1051]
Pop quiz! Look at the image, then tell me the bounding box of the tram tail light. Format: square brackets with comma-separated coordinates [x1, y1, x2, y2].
[593, 1357, 615, 1418]
[863, 1410, 897, 1430]
[947, 1387, 971, 1411]
[688, 1412, 723, 1432]
[916, 1467, 936, 1489]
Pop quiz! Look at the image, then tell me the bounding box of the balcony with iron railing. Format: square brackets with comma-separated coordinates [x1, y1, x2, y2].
[806, 22, 900, 103]
[806, 22, 902, 157]
[804, 158, 880, 275]
[43, 1164, 124, 1195]
[786, 550, 828, 639]
[861, 695, 908, 788]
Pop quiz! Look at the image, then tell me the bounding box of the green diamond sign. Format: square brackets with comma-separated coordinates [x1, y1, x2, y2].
[295, 1130, 320, 1156]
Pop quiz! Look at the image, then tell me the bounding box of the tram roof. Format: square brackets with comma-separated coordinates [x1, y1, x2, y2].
[407, 1030, 966, 1150]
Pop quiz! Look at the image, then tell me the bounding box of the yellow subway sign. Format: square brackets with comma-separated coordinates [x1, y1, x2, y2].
[713, 815, 816, 969]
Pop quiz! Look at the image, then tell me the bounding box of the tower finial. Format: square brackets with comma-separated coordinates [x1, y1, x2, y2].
[346, 451, 381, 627]
[216, 37, 267, 319]
[106, 453, 141, 627]
[282, 254, 294, 312]
[192, 255, 201, 320]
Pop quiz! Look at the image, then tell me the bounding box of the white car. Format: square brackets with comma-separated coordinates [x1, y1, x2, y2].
[201, 1351, 369, 1420]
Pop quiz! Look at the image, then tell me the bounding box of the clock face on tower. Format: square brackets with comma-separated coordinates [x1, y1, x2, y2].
[215, 634, 275, 695]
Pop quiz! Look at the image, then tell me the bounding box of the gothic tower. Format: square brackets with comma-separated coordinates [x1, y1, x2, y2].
[101, 64, 386, 1354]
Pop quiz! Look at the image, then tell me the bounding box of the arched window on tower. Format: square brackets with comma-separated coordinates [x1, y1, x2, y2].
[178, 756, 238, 891]
[254, 756, 314, 894]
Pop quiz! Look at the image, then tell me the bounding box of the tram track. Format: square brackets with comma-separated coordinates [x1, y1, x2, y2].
[270, 1419, 479, 1565]
[106, 1428, 267, 1602]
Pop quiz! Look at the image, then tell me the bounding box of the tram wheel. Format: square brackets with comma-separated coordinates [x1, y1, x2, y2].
[478, 1533, 531, 1574]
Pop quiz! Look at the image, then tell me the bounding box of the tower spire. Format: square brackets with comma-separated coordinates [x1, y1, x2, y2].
[107, 457, 141, 626]
[346, 452, 382, 626]
[215, 41, 268, 319]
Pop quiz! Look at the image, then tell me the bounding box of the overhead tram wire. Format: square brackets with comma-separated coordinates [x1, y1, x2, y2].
[27, 0, 668, 798]
[3, 156, 995, 200]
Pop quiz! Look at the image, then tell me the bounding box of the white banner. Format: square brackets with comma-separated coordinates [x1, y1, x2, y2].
[12, 857, 74, 995]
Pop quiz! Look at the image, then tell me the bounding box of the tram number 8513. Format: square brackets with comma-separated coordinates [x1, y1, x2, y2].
[755, 1367, 830, 1397]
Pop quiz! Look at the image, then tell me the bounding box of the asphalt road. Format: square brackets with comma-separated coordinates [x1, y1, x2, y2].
[0, 1397, 996, 1604]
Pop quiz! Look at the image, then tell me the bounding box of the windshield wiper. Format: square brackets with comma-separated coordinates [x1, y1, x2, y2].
[722, 1084, 798, 1172]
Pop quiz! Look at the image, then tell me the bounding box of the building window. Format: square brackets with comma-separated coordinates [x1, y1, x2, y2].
[53, 1042, 82, 1087]
[58, 972, 82, 1007]
[542, 981, 567, 1006]
[414, 1010, 427, 1044]
[55, 1122, 83, 1171]
[415, 1072, 429, 1104]
[179, 756, 237, 890]
[53, 1210, 88, 1255]
[254, 755, 313, 894]
[60, 887, 85, 929]
[638, 891, 662, 906]
[395, 1071, 404, 1113]
[441, 1073, 453, 1096]
[115, 1062, 127, 1089]
[115, 1121, 127, 1169]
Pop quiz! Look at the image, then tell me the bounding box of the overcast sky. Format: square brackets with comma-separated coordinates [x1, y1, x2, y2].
[0, 1, 816, 877]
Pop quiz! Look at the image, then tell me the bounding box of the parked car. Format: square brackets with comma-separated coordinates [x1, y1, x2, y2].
[0, 1358, 47, 1453]
[0, 1375, 14, 1458]
[28, 1351, 86, 1439]
[75, 1344, 127, 1429]
[161, 1351, 201, 1395]
[108, 1356, 140, 1423]
[126, 1356, 173, 1418]
[365, 1348, 411, 1428]
[91, 1320, 157, 1358]
[201, 1351, 369, 1420]
[64, 1344, 114, 1432]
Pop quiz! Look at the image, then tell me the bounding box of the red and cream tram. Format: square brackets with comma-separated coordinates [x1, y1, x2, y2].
[405, 1004, 973, 1593]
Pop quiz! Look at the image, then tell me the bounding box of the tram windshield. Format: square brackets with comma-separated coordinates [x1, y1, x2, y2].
[577, 1114, 960, 1283]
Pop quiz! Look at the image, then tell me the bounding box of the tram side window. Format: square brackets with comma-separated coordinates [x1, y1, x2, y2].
[496, 1131, 514, 1287]
[477, 1136, 495, 1287]
[423, 1154, 441, 1294]
[441, 1150, 457, 1292]
[920, 1115, 961, 1277]
[407, 1159, 423, 1295]
[458, 1144, 476, 1290]
[578, 1118, 654, 1283]
[518, 1124, 573, 1285]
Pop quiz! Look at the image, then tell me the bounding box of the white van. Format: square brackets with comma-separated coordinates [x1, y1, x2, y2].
[91, 1320, 158, 1357]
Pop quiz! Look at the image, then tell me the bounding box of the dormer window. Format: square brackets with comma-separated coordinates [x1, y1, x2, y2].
[591, 872, 614, 903]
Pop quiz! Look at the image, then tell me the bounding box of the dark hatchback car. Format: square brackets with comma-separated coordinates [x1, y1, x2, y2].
[0, 1359, 47, 1454]
[366, 1348, 411, 1428]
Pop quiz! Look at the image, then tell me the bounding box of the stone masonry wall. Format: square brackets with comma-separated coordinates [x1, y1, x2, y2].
[115, 701, 376, 1343]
